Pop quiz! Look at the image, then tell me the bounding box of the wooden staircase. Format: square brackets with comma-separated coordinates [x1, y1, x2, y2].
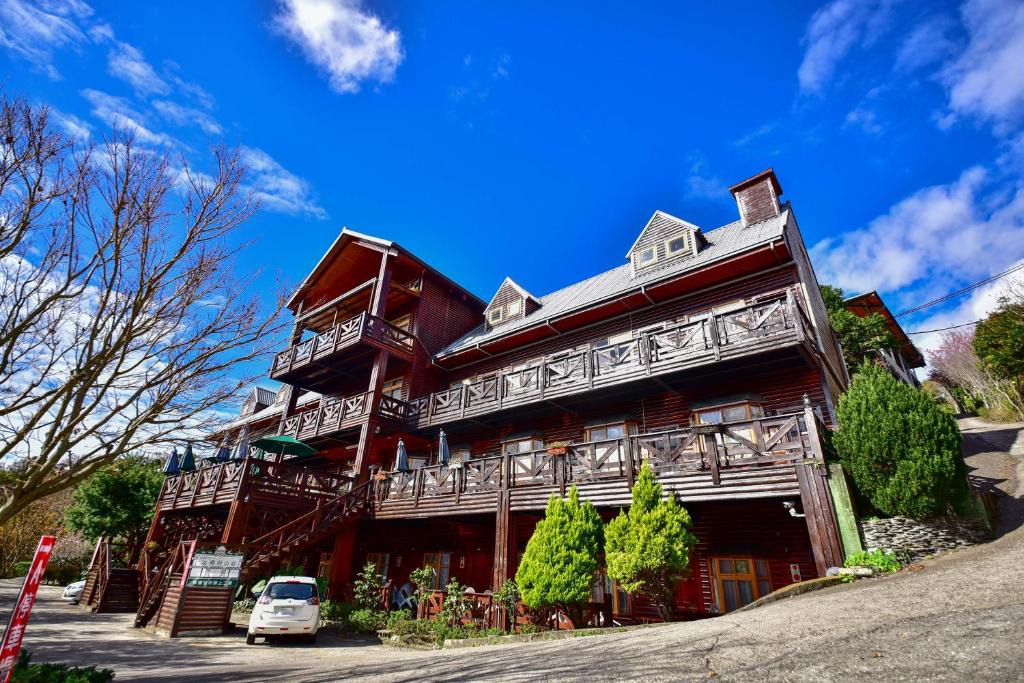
[82, 538, 141, 614]
[240, 480, 373, 581]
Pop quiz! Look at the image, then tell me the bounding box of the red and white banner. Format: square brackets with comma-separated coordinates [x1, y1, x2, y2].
[0, 535, 56, 683]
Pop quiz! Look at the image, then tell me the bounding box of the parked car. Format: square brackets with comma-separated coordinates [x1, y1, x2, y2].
[61, 580, 86, 604]
[246, 576, 320, 644]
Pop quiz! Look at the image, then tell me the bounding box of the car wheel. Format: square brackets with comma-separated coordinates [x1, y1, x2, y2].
[246, 633, 256, 645]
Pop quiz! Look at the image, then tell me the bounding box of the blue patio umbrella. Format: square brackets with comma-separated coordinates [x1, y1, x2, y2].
[395, 439, 410, 472]
[215, 439, 231, 462]
[179, 442, 196, 471]
[438, 430, 450, 466]
[163, 447, 180, 475]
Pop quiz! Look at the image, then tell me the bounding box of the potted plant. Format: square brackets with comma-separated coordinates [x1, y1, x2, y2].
[546, 440, 570, 456]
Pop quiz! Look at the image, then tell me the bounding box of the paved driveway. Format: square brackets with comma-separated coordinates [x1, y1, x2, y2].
[4, 419, 1024, 682]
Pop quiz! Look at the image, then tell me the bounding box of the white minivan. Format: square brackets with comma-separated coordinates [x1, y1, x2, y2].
[247, 576, 321, 644]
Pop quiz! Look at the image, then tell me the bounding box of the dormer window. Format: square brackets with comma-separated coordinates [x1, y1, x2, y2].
[484, 277, 541, 329]
[666, 234, 689, 255]
[507, 299, 522, 317]
[488, 308, 503, 324]
[636, 247, 656, 267]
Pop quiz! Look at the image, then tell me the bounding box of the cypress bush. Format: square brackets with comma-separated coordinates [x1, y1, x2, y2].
[834, 362, 967, 518]
[515, 486, 603, 625]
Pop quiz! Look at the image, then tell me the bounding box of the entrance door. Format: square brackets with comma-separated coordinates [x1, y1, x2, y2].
[711, 557, 771, 612]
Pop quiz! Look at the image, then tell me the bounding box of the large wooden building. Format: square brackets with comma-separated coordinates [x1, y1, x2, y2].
[132, 169, 860, 626]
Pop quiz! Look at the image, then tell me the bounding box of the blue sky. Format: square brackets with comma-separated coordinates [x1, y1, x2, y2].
[3, 0, 1024, 358]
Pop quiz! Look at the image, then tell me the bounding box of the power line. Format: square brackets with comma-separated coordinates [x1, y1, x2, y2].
[906, 319, 981, 335]
[894, 262, 1024, 318]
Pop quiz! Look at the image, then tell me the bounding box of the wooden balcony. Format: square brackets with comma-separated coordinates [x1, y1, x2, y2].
[156, 458, 353, 512]
[270, 311, 416, 386]
[276, 391, 416, 443]
[373, 410, 824, 518]
[406, 292, 815, 429]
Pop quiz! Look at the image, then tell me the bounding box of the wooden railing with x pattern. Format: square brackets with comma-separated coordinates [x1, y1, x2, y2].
[411, 289, 815, 428]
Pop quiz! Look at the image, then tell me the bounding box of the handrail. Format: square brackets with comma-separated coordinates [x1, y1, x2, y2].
[135, 541, 185, 627]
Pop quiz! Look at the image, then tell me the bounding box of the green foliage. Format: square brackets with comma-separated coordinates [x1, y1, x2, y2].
[515, 486, 604, 617]
[64, 455, 163, 552]
[493, 579, 521, 631]
[385, 608, 412, 629]
[409, 565, 436, 605]
[844, 549, 901, 574]
[12, 650, 114, 683]
[345, 608, 386, 633]
[438, 578, 470, 626]
[835, 363, 968, 518]
[386, 617, 504, 646]
[9, 560, 31, 577]
[315, 576, 328, 599]
[605, 463, 697, 621]
[319, 600, 357, 622]
[232, 598, 255, 614]
[821, 284, 899, 367]
[974, 305, 1024, 388]
[353, 561, 382, 609]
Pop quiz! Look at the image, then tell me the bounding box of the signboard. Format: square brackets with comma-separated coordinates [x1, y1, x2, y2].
[185, 546, 243, 588]
[0, 535, 56, 683]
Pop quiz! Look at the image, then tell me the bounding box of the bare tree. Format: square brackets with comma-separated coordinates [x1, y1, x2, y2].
[0, 93, 285, 525]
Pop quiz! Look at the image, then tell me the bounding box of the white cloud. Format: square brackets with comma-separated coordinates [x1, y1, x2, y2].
[272, 0, 403, 94]
[106, 40, 171, 96]
[895, 15, 956, 74]
[844, 107, 884, 135]
[798, 0, 893, 94]
[682, 154, 725, 202]
[80, 89, 177, 147]
[939, 0, 1024, 135]
[49, 107, 93, 140]
[0, 0, 91, 79]
[239, 146, 327, 219]
[153, 100, 223, 135]
[811, 167, 1024, 300]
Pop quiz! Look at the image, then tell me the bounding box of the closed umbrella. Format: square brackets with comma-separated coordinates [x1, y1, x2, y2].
[438, 430, 450, 466]
[233, 424, 250, 460]
[215, 439, 231, 462]
[395, 439, 410, 472]
[162, 447, 180, 476]
[179, 442, 196, 471]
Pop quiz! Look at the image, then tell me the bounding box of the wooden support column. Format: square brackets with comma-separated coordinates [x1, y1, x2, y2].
[492, 455, 512, 630]
[797, 403, 845, 575]
[221, 455, 255, 545]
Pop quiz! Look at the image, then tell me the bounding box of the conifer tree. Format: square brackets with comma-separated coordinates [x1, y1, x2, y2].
[605, 463, 696, 621]
[834, 362, 966, 518]
[515, 486, 603, 625]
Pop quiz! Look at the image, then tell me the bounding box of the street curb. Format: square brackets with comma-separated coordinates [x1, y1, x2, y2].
[732, 576, 847, 614]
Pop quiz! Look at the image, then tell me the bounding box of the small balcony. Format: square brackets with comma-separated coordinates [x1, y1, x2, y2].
[408, 292, 815, 429]
[270, 311, 416, 389]
[278, 391, 417, 443]
[373, 410, 823, 517]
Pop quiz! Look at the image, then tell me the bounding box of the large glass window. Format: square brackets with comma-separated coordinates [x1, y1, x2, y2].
[585, 422, 636, 442]
[422, 552, 451, 589]
[382, 378, 404, 399]
[502, 438, 543, 455]
[712, 557, 771, 612]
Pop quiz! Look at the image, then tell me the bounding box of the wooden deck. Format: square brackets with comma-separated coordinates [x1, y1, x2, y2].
[405, 292, 816, 429]
[269, 310, 415, 384]
[373, 411, 818, 519]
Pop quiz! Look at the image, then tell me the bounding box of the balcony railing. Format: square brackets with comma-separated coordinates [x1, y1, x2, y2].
[375, 410, 818, 507]
[408, 291, 814, 428]
[270, 311, 416, 381]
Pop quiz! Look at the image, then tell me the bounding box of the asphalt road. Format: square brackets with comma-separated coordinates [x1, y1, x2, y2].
[4, 418, 1023, 682]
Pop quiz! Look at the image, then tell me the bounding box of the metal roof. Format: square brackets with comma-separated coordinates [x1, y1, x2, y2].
[438, 209, 789, 356]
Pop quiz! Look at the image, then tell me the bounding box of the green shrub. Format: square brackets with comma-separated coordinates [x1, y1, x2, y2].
[385, 608, 412, 629]
[605, 462, 696, 621]
[12, 650, 114, 683]
[492, 579, 521, 631]
[320, 600, 357, 622]
[10, 560, 31, 577]
[438, 578, 470, 626]
[385, 618, 502, 646]
[232, 598, 255, 614]
[835, 363, 968, 518]
[844, 549, 901, 574]
[353, 561, 382, 610]
[517, 623, 542, 635]
[515, 486, 603, 623]
[345, 608, 386, 633]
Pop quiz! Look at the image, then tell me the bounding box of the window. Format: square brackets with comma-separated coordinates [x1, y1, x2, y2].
[266, 581, 316, 600]
[711, 557, 771, 612]
[592, 330, 633, 349]
[694, 402, 764, 426]
[502, 437, 543, 455]
[506, 299, 522, 317]
[450, 447, 472, 464]
[390, 314, 412, 332]
[382, 378, 404, 400]
[585, 422, 636, 442]
[408, 454, 429, 469]
[365, 552, 390, 582]
[665, 234, 689, 255]
[635, 247, 656, 267]
[591, 571, 631, 616]
[488, 307, 503, 324]
[422, 552, 451, 589]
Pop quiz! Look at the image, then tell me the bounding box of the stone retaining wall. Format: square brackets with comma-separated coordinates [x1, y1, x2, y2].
[859, 516, 990, 564]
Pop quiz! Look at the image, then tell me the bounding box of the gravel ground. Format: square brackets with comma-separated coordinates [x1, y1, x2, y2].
[3, 419, 1023, 682]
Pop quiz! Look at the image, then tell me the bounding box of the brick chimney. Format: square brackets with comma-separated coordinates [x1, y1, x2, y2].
[729, 169, 783, 226]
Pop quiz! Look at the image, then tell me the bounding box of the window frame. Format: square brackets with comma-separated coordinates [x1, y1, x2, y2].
[506, 298, 523, 317]
[710, 556, 771, 613]
[501, 436, 544, 455]
[664, 234, 689, 256]
[365, 552, 390, 582]
[634, 246, 656, 268]
[382, 377, 404, 400]
[584, 421, 637, 442]
[422, 552, 452, 589]
[488, 307, 503, 324]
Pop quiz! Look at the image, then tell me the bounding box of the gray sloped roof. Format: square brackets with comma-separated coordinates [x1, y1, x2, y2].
[437, 210, 788, 357]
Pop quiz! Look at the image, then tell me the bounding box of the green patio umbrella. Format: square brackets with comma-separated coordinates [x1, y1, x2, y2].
[250, 434, 318, 459]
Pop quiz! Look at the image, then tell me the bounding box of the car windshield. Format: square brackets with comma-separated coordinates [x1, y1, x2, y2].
[266, 582, 315, 600]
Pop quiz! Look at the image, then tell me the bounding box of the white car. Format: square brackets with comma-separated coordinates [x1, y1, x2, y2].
[247, 576, 320, 644]
[62, 580, 86, 604]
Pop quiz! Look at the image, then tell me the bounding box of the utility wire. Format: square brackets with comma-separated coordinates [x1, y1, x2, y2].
[894, 262, 1024, 318]
[906, 319, 981, 335]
